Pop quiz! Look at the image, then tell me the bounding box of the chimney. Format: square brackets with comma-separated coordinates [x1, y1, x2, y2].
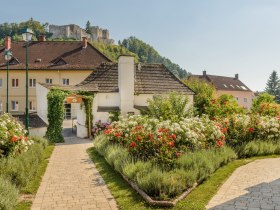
[4, 36, 11, 50]
[118, 55, 135, 115]
[235, 74, 239, 80]
[82, 37, 87, 48]
[203, 70, 207, 76]
[38, 34, 46, 42]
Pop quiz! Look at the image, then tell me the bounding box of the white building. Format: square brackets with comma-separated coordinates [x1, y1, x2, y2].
[36, 55, 195, 138]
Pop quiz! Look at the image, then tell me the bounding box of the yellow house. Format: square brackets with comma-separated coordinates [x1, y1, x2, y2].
[188, 71, 254, 109]
[0, 36, 111, 118]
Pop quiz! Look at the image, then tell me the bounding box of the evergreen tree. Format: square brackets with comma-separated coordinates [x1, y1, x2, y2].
[85, 20, 91, 34]
[265, 70, 280, 102]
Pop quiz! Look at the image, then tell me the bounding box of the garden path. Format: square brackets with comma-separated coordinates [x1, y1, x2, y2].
[31, 137, 118, 210]
[207, 158, 280, 210]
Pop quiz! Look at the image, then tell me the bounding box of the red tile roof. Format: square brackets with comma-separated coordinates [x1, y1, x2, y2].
[0, 41, 111, 70]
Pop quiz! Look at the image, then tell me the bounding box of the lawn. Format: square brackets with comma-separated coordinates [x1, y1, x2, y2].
[88, 147, 279, 210]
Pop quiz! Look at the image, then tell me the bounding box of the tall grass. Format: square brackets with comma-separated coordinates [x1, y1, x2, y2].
[0, 176, 19, 210]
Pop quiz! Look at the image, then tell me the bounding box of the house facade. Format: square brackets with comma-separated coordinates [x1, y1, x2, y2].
[36, 56, 195, 138]
[188, 71, 254, 109]
[0, 36, 111, 117]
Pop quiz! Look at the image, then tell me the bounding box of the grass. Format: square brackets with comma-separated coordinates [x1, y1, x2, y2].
[14, 145, 55, 210]
[88, 147, 280, 210]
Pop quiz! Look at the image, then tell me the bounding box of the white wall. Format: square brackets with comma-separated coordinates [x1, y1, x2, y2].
[29, 127, 47, 137]
[76, 105, 88, 138]
[93, 93, 120, 123]
[36, 84, 49, 124]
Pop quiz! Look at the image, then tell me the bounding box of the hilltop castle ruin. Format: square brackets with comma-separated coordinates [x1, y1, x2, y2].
[49, 24, 114, 44]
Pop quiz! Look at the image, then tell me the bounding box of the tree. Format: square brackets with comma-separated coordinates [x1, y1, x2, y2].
[183, 78, 216, 116]
[265, 71, 280, 102]
[85, 20, 91, 34]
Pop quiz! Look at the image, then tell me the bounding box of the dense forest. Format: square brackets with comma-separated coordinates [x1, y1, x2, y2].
[120, 37, 189, 78]
[0, 19, 189, 78]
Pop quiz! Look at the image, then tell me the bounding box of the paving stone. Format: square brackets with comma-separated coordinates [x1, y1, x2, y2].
[206, 158, 280, 210]
[31, 137, 118, 210]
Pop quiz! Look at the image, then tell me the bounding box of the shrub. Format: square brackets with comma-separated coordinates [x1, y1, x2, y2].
[144, 92, 192, 122]
[205, 94, 246, 119]
[0, 113, 33, 157]
[251, 93, 278, 116]
[238, 140, 280, 158]
[0, 176, 19, 210]
[183, 78, 216, 116]
[103, 115, 225, 165]
[0, 143, 44, 188]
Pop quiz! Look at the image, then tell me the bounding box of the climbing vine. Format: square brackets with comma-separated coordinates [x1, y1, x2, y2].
[45, 89, 69, 143]
[77, 91, 94, 136]
[45, 89, 94, 142]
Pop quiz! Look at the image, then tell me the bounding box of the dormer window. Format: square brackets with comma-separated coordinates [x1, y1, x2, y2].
[9, 57, 20, 65]
[53, 58, 67, 65]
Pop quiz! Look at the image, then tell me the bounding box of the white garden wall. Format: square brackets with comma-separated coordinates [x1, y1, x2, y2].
[36, 84, 49, 124]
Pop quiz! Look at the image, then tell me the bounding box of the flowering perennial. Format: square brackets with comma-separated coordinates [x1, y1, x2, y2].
[0, 114, 33, 157]
[103, 115, 225, 164]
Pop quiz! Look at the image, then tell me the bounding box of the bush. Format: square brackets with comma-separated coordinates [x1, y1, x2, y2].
[183, 78, 216, 116]
[144, 92, 192, 122]
[237, 140, 280, 158]
[0, 143, 44, 188]
[0, 176, 19, 210]
[94, 139, 237, 200]
[103, 115, 226, 165]
[251, 93, 279, 116]
[205, 94, 246, 119]
[0, 113, 33, 157]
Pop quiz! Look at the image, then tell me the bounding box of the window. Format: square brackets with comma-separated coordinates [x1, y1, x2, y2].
[45, 78, 53, 84]
[62, 78, 69, 85]
[244, 98, 248, 103]
[29, 79, 36, 87]
[0, 79, 2, 88]
[29, 101, 36, 111]
[11, 101, 19, 111]
[236, 97, 239, 101]
[12, 79, 19, 87]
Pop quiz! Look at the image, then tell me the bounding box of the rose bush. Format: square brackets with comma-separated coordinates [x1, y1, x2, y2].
[0, 114, 33, 157]
[103, 115, 225, 165]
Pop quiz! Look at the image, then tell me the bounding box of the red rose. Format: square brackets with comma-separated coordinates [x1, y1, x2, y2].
[170, 134, 176, 139]
[136, 136, 141, 141]
[130, 141, 137, 148]
[168, 141, 175, 147]
[11, 136, 18, 143]
[115, 132, 122, 137]
[217, 140, 223, 147]
[221, 128, 227, 133]
[248, 127, 254, 133]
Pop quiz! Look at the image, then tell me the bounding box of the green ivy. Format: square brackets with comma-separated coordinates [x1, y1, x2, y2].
[45, 89, 94, 142]
[45, 89, 69, 143]
[77, 91, 94, 136]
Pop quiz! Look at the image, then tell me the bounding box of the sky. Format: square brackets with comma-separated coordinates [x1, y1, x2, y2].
[2, 0, 280, 91]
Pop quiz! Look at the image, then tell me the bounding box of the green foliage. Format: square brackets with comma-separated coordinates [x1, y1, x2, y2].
[0, 144, 44, 188]
[109, 111, 120, 122]
[251, 93, 280, 116]
[0, 18, 50, 40]
[85, 20, 91, 34]
[184, 78, 216, 115]
[0, 176, 19, 210]
[94, 135, 236, 200]
[46, 89, 69, 143]
[145, 92, 192, 122]
[92, 41, 138, 62]
[205, 94, 246, 118]
[237, 140, 280, 158]
[121, 36, 189, 78]
[265, 70, 280, 102]
[78, 91, 94, 134]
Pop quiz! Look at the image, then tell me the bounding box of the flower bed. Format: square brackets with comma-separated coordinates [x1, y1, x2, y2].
[94, 134, 236, 204]
[104, 115, 226, 165]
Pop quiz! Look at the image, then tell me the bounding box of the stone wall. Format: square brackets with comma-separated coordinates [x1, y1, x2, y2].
[49, 24, 114, 44]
